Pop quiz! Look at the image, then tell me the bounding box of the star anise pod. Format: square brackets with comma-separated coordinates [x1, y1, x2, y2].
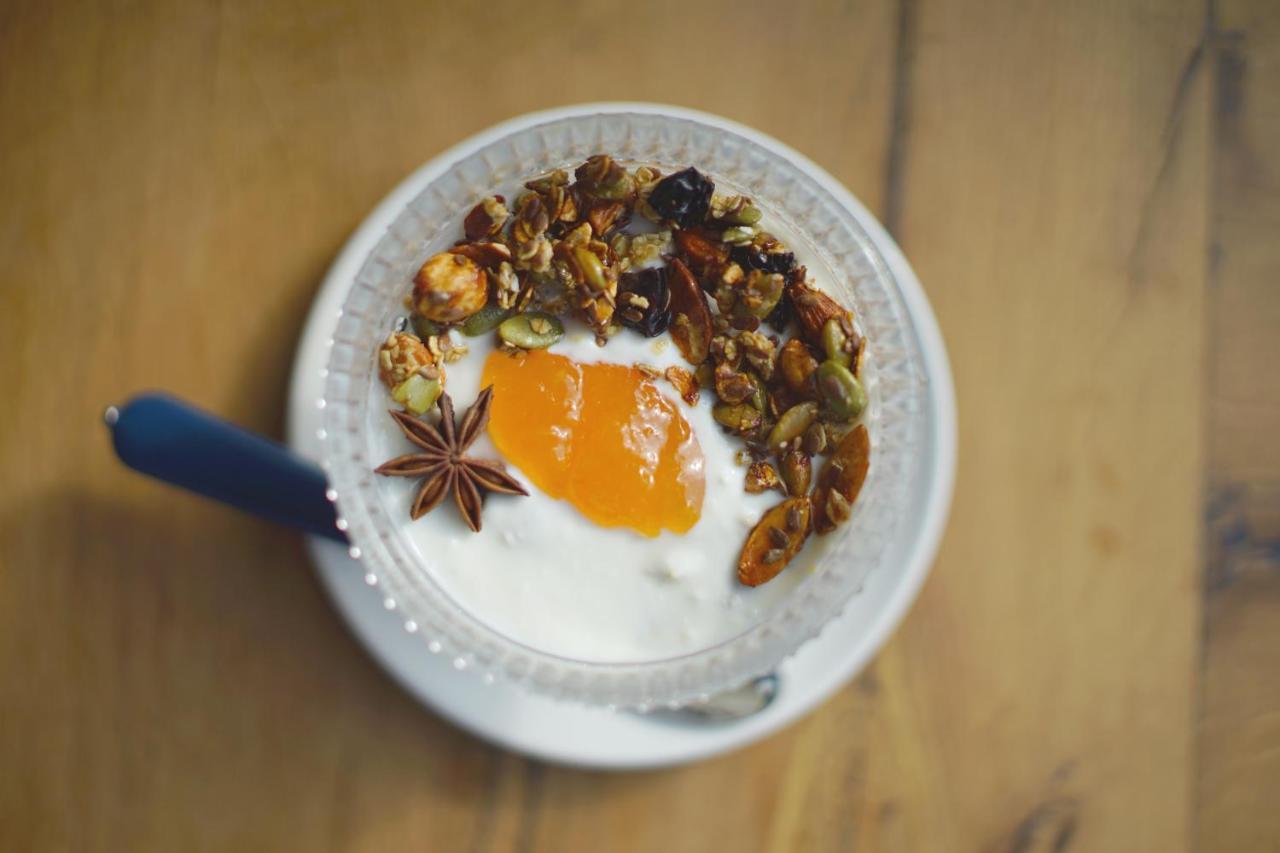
[375, 387, 527, 531]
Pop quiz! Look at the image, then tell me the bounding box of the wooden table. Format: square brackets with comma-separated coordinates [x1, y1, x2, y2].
[2, 1, 1276, 850]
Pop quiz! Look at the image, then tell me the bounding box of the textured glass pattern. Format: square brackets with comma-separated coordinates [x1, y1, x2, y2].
[321, 109, 936, 708]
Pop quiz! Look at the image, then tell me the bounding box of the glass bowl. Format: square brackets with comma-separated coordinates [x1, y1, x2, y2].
[319, 104, 953, 709]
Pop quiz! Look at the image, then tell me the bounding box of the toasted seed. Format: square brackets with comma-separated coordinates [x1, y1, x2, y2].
[767, 402, 819, 450]
[816, 360, 867, 421]
[767, 526, 789, 548]
[713, 402, 763, 434]
[813, 424, 870, 534]
[802, 423, 828, 455]
[411, 315, 443, 339]
[739, 498, 813, 586]
[826, 489, 853, 525]
[779, 449, 813, 496]
[724, 204, 763, 226]
[498, 311, 564, 349]
[821, 316, 853, 367]
[460, 303, 510, 336]
[573, 247, 609, 293]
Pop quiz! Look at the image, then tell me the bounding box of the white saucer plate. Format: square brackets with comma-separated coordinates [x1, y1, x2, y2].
[286, 103, 955, 770]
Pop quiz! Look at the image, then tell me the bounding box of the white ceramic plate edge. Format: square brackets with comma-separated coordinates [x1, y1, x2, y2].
[286, 102, 955, 769]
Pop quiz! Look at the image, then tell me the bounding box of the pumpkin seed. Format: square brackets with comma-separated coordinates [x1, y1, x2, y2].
[767, 402, 819, 450]
[460, 303, 511, 336]
[816, 360, 867, 421]
[498, 311, 564, 349]
[821, 317, 853, 367]
[411, 315, 443, 340]
[779, 449, 813, 496]
[713, 402, 763, 434]
[723, 204, 763, 226]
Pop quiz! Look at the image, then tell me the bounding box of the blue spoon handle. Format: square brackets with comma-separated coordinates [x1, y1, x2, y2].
[106, 392, 347, 543]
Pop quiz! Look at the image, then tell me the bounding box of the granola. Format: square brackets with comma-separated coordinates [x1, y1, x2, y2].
[375, 155, 872, 583]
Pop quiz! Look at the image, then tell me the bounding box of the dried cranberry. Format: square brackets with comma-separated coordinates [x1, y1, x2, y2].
[617, 267, 672, 337]
[731, 244, 796, 275]
[647, 168, 714, 228]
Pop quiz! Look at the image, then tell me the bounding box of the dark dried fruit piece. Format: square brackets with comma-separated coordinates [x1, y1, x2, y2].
[812, 423, 870, 534]
[616, 267, 671, 337]
[648, 167, 714, 227]
[463, 196, 509, 241]
[738, 497, 812, 586]
[730, 243, 796, 275]
[667, 258, 713, 365]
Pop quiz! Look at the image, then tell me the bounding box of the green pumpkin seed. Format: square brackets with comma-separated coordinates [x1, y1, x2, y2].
[721, 226, 756, 245]
[767, 402, 819, 450]
[821, 317, 852, 367]
[411, 315, 443, 340]
[391, 374, 442, 415]
[498, 311, 564, 350]
[713, 402, 763, 434]
[461, 303, 510, 336]
[748, 373, 767, 411]
[816, 360, 867, 421]
[723, 204, 763, 226]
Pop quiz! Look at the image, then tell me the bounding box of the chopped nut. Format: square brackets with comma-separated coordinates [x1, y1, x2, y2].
[745, 461, 782, 494]
[780, 338, 820, 395]
[378, 332, 442, 389]
[574, 154, 635, 201]
[413, 252, 488, 323]
[513, 234, 553, 273]
[737, 330, 777, 380]
[789, 277, 852, 347]
[663, 366, 700, 405]
[634, 362, 661, 379]
[491, 261, 521, 309]
[448, 240, 512, 270]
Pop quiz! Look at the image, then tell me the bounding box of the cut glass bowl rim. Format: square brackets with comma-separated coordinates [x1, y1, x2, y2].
[316, 103, 956, 708]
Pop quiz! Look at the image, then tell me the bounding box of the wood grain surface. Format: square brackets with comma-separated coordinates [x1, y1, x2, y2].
[0, 0, 1276, 850]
